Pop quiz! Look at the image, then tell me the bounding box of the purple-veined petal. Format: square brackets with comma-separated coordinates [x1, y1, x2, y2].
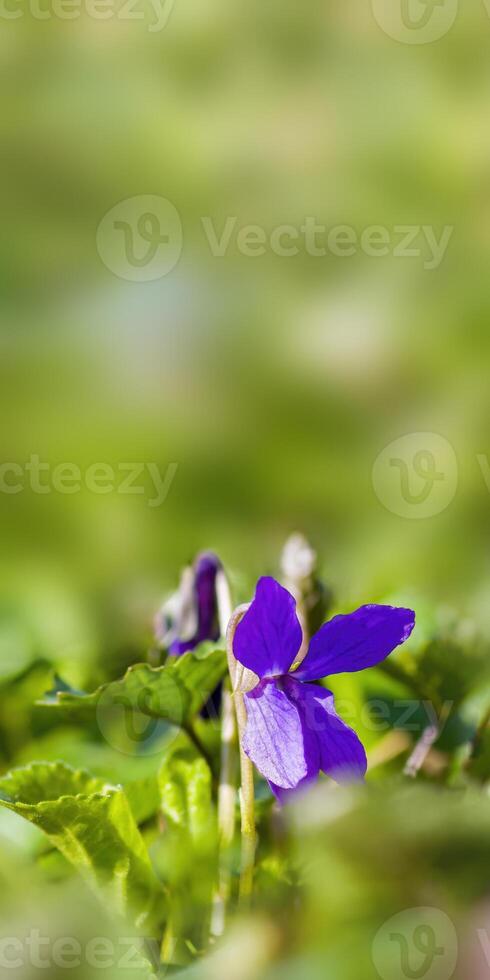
[234, 577, 303, 679]
[265, 677, 366, 801]
[243, 678, 320, 789]
[287, 681, 367, 782]
[294, 604, 415, 682]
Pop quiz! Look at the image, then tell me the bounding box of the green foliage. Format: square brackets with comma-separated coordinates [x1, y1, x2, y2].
[153, 746, 218, 962]
[38, 646, 227, 727]
[1, 583, 490, 979]
[159, 751, 214, 844]
[414, 636, 489, 709]
[0, 762, 163, 931]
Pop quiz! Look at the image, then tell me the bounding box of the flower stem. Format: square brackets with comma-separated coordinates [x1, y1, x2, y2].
[217, 681, 238, 843]
[235, 690, 256, 902]
[216, 575, 238, 844]
[225, 605, 256, 905]
[211, 567, 238, 936]
[211, 679, 238, 936]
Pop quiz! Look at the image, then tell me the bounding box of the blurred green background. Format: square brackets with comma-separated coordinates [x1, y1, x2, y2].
[3, 1, 490, 672]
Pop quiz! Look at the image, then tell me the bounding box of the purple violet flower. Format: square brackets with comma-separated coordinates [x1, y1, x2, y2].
[233, 576, 415, 802]
[155, 552, 222, 655]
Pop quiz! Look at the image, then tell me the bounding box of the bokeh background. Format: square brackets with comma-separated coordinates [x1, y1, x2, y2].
[2, 3, 490, 978]
[3, 1, 490, 673]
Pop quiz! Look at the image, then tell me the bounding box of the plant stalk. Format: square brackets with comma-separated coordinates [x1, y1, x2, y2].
[235, 689, 256, 901]
[216, 573, 238, 850]
[211, 568, 238, 936]
[210, 680, 238, 936]
[225, 604, 256, 904]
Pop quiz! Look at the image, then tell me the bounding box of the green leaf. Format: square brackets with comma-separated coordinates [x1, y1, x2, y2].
[15, 729, 163, 825]
[154, 747, 217, 963]
[158, 751, 214, 844]
[125, 775, 162, 826]
[38, 647, 227, 727]
[0, 762, 163, 930]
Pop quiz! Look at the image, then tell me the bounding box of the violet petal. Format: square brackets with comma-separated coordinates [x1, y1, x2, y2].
[294, 604, 415, 681]
[234, 577, 303, 679]
[168, 552, 221, 655]
[243, 678, 319, 789]
[287, 680, 367, 782]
